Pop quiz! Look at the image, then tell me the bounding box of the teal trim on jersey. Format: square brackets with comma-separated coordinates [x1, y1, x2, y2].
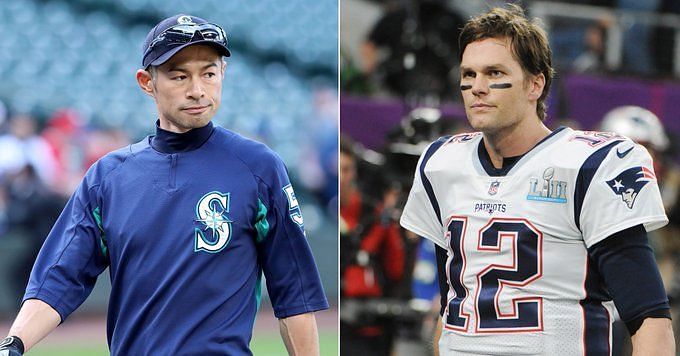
[255, 272, 263, 313]
[92, 206, 107, 257]
[254, 199, 269, 243]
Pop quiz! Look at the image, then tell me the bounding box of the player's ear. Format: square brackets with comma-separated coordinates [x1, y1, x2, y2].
[528, 73, 545, 101]
[136, 69, 155, 97]
[221, 59, 227, 78]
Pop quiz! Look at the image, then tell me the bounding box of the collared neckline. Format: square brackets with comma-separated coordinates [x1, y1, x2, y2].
[477, 126, 567, 177]
[150, 120, 214, 154]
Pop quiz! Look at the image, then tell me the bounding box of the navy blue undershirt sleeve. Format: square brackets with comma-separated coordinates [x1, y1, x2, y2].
[587, 224, 671, 335]
[435, 244, 449, 316]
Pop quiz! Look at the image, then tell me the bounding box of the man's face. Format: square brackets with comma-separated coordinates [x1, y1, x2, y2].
[459, 37, 539, 134]
[147, 44, 225, 132]
[339, 151, 356, 191]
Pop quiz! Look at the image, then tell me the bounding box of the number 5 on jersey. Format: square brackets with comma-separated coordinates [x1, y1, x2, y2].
[445, 216, 543, 333]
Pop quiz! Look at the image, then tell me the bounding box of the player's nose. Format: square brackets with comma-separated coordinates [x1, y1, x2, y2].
[471, 76, 489, 96]
[186, 79, 206, 99]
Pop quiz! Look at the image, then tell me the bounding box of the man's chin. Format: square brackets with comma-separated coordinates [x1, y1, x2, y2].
[467, 115, 494, 131]
[181, 115, 213, 128]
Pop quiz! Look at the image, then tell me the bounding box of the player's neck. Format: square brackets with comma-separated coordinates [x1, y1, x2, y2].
[482, 118, 551, 169]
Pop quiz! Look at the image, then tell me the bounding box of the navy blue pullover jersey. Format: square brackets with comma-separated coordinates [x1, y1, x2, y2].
[24, 122, 329, 355]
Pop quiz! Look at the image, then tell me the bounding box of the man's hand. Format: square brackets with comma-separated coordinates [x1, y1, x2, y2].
[0, 336, 24, 356]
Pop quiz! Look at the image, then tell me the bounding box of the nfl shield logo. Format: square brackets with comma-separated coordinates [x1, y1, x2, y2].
[488, 180, 500, 195]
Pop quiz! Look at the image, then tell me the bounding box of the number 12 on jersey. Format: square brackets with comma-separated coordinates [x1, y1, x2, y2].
[445, 216, 544, 333]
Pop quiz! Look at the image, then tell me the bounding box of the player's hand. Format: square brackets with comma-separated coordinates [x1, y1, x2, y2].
[0, 336, 24, 356]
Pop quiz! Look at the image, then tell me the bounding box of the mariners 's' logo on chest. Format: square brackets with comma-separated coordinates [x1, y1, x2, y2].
[194, 191, 233, 253]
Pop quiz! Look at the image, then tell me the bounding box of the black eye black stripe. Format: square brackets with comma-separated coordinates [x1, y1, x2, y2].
[460, 83, 512, 91]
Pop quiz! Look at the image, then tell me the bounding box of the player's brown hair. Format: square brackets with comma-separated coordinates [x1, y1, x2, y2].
[459, 4, 555, 121]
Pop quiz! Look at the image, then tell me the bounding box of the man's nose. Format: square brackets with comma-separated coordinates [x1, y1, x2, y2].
[187, 79, 206, 99]
[471, 76, 489, 96]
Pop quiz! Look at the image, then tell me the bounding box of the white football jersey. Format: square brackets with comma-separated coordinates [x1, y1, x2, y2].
[400, 127, 667, 356]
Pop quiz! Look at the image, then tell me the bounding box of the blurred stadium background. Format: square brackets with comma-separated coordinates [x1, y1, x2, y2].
[0, 0, 338, 354]
[341, 0, 680, 355]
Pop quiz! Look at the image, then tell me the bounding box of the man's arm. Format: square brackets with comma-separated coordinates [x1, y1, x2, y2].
[278, 312, 319, 356]
[631, 317, 675, 356]
[5, 299, 61, 352]
[433, 317, 442, 356]
[587, 225, 674, 355]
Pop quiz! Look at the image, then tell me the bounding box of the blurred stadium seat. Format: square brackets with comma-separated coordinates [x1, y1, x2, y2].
[0, 0, 337, 167]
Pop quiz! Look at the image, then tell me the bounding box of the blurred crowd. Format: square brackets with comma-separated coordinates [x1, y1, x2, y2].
[0, 105, 131, 305]
[342, 0, 680, 103]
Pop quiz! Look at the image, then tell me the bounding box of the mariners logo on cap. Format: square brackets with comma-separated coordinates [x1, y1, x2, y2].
[607, 166, 656, 209]
[177, 15, 194, 24]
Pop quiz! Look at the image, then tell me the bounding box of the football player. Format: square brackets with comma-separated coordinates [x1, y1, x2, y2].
[401, 5, 674, 355]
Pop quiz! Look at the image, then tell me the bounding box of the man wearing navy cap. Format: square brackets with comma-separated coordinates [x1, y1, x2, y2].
[0, 14, 328, 356]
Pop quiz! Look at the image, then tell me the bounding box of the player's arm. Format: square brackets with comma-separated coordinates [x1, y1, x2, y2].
[631, 318, 674, 356]
[433, 244, 448, 356]
[588, 224, 674, 355]
[3, 166, 110, 355]
[278, 312, 320, 356]
[251, 151, 328, 355]
[433, 318, 442, 356]
[0, 299, 61, 355]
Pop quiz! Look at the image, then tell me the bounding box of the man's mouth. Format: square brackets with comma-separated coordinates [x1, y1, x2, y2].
[182, 105, 209, 114]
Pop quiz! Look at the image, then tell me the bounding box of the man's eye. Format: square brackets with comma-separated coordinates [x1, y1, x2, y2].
[462, 71, 475, 78]
[205, 72, 216, 78]
[173, 75, 186, 81]
[490, 70, 503, 77]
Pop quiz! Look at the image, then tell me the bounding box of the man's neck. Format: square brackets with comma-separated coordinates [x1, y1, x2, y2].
[483, 117, 551, 169]
[158, 117, 193, 133]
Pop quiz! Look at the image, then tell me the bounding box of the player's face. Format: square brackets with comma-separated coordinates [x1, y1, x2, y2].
[150, 45, 225, 133]
[340, 151, 356, 191]
[459, 37, 540, 135]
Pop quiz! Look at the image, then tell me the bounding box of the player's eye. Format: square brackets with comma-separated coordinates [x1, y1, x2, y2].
[204, 72, 217, 78]
[489, 70, 503, 78]
[462, 71, 475, 79]
[172, 75, 187, 81]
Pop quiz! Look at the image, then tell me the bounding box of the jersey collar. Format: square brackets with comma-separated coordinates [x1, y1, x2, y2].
[476, 126, 568, 177]
[150, 120, 214, 154]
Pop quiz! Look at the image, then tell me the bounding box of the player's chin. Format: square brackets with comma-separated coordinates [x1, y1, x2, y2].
[182, 111, 214, 124]
[466, 114, 494, 131]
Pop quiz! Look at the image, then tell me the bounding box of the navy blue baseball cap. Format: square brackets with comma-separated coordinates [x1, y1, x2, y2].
[142, 14, 231, 69]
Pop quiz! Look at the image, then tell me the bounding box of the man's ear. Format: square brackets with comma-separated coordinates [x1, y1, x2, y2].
[221, 59, 227, 78]
[528, 73, 545, 101]
[136, 69, 155, 97]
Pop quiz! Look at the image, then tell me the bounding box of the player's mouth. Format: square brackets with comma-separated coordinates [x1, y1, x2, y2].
[470, 102, 495, 110]
[182, 105, 210, 114]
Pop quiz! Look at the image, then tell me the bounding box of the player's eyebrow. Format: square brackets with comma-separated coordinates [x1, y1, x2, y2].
[202, 63, 219, 70]
[460, 64, 511, 74]
[167, 62, 219, 73]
